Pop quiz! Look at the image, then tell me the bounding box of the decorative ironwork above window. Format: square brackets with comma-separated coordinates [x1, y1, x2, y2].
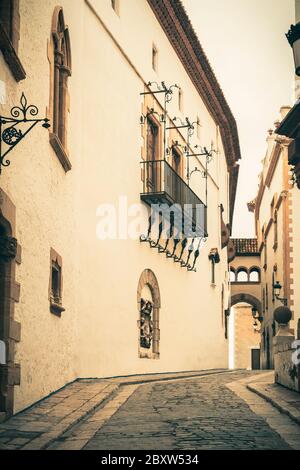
[139, 81, 214, 273]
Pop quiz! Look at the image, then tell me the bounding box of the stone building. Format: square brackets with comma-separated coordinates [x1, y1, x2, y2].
[234, 108, 299, 371]
[0, 0, 240, 419]
[229, 238, 261, 369]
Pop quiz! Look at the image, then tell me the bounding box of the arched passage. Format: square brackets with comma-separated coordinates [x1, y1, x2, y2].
[231, 293, 262, 314]
[137, 269, 160, 359]
[230, 293, 262, 371]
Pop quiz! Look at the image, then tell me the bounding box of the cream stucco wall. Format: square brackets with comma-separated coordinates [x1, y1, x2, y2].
[233, 304, 260, 370]
[0, 0, 234, 413]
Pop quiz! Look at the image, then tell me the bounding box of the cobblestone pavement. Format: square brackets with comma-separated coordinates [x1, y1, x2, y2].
[2, 370, 300, 450]
[80, 371, 294, 450]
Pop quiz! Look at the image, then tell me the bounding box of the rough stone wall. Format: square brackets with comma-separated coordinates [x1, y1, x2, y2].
[274, 335, 300, 392]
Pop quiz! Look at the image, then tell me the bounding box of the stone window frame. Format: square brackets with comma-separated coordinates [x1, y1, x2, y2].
[196, 116, 201, 140]
[273, 208, 278, 251]
[47, 6, 72, 172]
[249, 266, 261, 283]
[262, 287, 266, 314]
[265, 283, 269, 311]
[236, 266, 249, 283]
[49, 248, 65, 316]
[0, 0, 25, 81]
[152, 43, 158, 72]
[178, 87, 183, 112]
[137, 269, 161, 360]
[263, 238, 267, 271]
[111, 0, 120, 15]
[229, 267, 236, 283]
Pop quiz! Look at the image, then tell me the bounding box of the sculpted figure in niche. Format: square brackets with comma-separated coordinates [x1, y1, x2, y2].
[140, 298, 153, 349]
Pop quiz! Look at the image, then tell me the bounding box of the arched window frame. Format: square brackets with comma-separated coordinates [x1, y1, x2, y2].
[249, 266, 260, 283]
[137, 269, 161, 359]
[0, 0, 25, 81]
[236, 267, 249, 283]
[48, 7, 72, 172]
[229, 267, 236, 283]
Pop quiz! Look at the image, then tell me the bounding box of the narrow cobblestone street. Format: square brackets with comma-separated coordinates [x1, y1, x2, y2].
[53, 371, 300, 450]
[1, 371, 300, 450]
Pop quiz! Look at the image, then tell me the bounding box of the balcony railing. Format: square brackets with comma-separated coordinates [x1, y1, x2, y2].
[140, 159, 207, 237]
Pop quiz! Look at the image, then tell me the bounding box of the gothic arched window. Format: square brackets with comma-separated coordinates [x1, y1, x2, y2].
[48, 7, 72, 171]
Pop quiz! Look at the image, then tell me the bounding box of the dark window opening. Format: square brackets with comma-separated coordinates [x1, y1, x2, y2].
[51, 262, 61, 304]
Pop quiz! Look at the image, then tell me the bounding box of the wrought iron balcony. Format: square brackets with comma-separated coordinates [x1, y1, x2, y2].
[140, 159, 207, 237]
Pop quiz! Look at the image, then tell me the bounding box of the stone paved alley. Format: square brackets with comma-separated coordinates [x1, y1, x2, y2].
[81, 372, 298, 450]
[1, 370, 300, 450]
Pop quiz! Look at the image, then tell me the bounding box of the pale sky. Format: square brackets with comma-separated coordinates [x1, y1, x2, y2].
[183, 0, 295, 237]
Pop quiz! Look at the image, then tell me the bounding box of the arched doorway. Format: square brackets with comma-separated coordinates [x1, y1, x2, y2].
[0, 189, 21, 421]
[230, 294, 262, 370]
[137, 269, 161, 360]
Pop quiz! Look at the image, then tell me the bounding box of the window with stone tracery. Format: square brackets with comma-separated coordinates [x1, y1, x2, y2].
[137, 270, 160, 359]
[48, 7, 72, 171]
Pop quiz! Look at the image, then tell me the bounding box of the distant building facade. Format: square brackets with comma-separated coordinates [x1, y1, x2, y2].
[229, 238, 261, 369]
[243, 108, 300, 370]
[0, 0, 240, 419]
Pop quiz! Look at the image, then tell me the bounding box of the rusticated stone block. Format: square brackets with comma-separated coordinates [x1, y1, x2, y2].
[11, 282, 20, 303]
[7, 364, 20, 386]
[15, 244, 22, 264]
[9, 320, 21, 342]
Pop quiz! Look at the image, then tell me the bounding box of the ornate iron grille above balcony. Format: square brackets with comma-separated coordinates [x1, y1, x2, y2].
[141, 159, 207, 237]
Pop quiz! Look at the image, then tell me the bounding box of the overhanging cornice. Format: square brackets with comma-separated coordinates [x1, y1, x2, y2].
[276, 100, 300, 139]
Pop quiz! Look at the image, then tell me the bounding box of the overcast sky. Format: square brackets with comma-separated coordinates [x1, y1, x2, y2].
[182, 0, 295, 237]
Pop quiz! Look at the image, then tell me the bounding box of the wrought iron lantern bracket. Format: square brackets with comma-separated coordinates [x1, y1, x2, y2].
[0, 93, 50, 174]
[272, 281, 288, 307]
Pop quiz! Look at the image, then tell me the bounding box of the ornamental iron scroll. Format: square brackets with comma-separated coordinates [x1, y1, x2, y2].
[0, 93, 50, 173]
[140, 298, 154, 349]
[140, 208, 207, 273]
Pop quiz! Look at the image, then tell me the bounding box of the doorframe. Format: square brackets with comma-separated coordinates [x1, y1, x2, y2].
[0, 188, 21, 421]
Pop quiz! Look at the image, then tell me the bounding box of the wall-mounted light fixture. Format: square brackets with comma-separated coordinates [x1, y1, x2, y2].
[0, 93, 50, 174]
[272, 281, 288, 306]
[208, 248, 220, 284]
[251, 306, 263, 323]
[286, 22, 300, 76]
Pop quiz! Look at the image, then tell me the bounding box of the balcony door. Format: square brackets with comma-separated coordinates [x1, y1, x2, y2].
[172, 147, 182, 203]
[146, 118, 159, 192]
